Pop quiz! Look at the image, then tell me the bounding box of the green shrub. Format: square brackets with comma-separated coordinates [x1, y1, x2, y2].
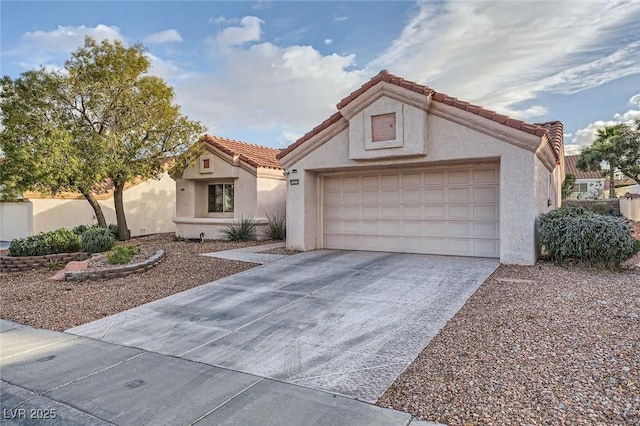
[265, 213, 286, 240]
[106, 245, 139, 265]
[81, 227, 115, 253]
[539, 205, 639, 268]
[221, 215, 257, 241]
[9, 228, 81, 257]
[73, 224, 119, 239]
[72, 224, 90, 236]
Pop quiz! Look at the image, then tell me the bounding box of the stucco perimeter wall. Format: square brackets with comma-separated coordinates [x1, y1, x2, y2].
[620, 198, 640, 221]
[30, 173, 176, 236]
[285, 113, 547, 265]
[0, 201, 33, 241]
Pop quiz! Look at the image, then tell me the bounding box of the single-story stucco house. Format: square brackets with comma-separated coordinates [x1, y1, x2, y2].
[173, 135, 286, 239]
[277, 70, 565, 265]
[564, 155, 605, 199]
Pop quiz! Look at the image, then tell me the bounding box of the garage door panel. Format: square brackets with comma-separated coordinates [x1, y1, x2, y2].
[322, 164, 499, 258]
[474, 168, 499, 184]
[402, 173, 422, 186]
[425, 189, 446, 203]
[361, 190, 379, 203]
[381, 175, 400, 187]
[448, 222, 472, 237]
[361, 206, 380, 219]
[402, 188, 422, 203]
[448, 204, 471, 220]
[381, 206, 400, 219]
[424, 172, 445, 185]
[403, 205, 423, 220]
[448, 170, 471, 185]
[473, 222, 499, 239]
[448, 187, 471, 202]
[424, 222, 446, 237]
[424, 205, 446, 219]
[361, 175, 379, 187]
[474, 186, 499, 202]
[474, 204, 499, 220]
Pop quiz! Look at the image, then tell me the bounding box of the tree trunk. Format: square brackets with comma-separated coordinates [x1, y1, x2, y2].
[113, 181, 130, 241]
[609, 168, 616, 199]
[81, 190, 107, 227]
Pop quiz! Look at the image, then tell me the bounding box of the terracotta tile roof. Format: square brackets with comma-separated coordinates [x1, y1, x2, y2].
[564, 155, 603, 179]
[203, 134, 283, 169]
[278, 70, 563, 161]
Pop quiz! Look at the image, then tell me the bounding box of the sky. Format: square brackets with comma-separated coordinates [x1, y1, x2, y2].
[1, 0, 639, 155]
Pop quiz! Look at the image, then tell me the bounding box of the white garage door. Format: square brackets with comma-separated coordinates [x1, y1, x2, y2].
[322, 164, 499, 257]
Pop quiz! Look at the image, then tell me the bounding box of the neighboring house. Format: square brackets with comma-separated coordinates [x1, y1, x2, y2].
[277, 70, 565, 265]
[23, 172, 176, 236]
[564, 155, 605, 199]
[173, 135, 286, 239]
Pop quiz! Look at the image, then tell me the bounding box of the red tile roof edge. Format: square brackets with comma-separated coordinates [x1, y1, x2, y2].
[279, 70, 563, 161]
[564, 154, 605, 179]
[202, 134, 283, 169]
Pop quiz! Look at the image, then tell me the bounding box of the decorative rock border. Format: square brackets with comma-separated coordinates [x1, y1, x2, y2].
[65, 250, 165, 282]
[0, 252, 91, 273]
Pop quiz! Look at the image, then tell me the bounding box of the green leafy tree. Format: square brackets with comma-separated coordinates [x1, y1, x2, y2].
[1, 37, 205, 239]
[577, 125, 621, 198]
[0, 70, 110, 226]
[577, 121, 640, 199]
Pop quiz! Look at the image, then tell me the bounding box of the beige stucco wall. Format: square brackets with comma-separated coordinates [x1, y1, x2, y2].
[174, 151, 286, 239]
[29, 172, 176, 236]
[620, 198, 640, 221]
[0, 201, 33, 241]
[282, 95, 558, 265]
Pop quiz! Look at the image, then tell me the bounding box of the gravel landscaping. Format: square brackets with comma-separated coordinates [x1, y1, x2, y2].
[378, 257, 640, 425]
[0, 234, 273, 331]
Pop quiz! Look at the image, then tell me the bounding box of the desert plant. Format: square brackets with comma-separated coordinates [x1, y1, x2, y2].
[265, 214, 286, 240]
[8, 228, 81, 257]
[81, 227, 115, 253]
[46, 259, 62, 270]
[106, 245, 139, 265]
[221, 215, 257, 241]
[538, 205, 638, 268]
[72, 224, 90, 236]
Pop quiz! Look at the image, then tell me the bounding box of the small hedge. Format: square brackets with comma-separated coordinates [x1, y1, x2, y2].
[81, 227, 115, 253]
[107, 245, 139, 265]
[9, 228, 81, 257]
[539, 205, 639, 268]
[73, 224, 119, 239]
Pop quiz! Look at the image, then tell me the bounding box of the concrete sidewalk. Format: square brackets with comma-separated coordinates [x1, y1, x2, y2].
[1, 320, 434, 425]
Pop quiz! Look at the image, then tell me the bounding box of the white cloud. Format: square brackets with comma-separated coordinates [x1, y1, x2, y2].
[6, 24, 125, 71]
[144, 29, 183, 44]
[176, 17, 366, 143]
[210, 16, 239, 25]
[324, 39, 333, 45]
[208, 16, 263, 52]
[630, 93, 640, 107]
[20, 24, 124, 53]
[566, 110, 640, 155]
[333, 15, 348, 23]
[370, 0, 640, 120]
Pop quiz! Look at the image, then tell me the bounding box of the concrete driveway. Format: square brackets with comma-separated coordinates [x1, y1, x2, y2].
[69, 250, 498, 402]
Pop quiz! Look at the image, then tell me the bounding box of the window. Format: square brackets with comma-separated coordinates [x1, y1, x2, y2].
[208, 183, 234, 213]
[572, 183, 588, 193]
